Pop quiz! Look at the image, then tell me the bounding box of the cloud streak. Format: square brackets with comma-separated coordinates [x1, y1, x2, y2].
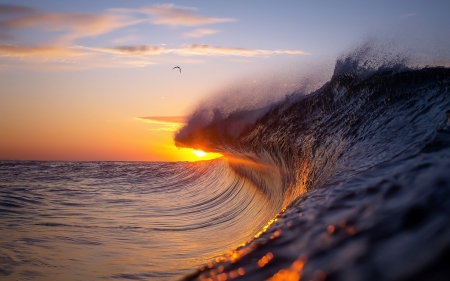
[141, 4, 235, 26]
[0, 4, 309, 68]
[0, 4, 236, 51]
[184, 28, 218, 38]
[0, 44, 81, 56]
[136, 116, 186, 131]
[0, 43, 309, 69]
[0, 4, 37, 16]
[139, 116, 186, 123]
[0, 3, 234, 42]
[0, 9, 141, 44]
[181, 44, 310, 56]
[94, 44, 310, 57]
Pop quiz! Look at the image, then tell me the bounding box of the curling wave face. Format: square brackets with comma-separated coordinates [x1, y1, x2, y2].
[177, 65, 450, 280]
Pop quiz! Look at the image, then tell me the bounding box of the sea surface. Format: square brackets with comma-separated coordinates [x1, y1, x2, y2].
[2, 55, 450, 281]
[0, 160, 276, 280]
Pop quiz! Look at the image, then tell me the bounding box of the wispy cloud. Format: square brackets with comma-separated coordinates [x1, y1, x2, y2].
[91, 45, 165, 55]
[139, 116, 186, 123]
[0, 3, 234, 43]
[0, 44, 81, 56]
[0, 9, 141, 44]
[0, 4, 309, 69]
[0, 4, 37, 40]
[184, 28, 218, 38]
[0, 4, 37, 16]
[93, 44, 310, 57]
[136, 116, 185, 131]
[0, 43, 309, 69]
[111, 35, 141, 44]
[0, 4, 147, 66]
[179, 44, 310, 56]
[141, 4, 235, 27]
[0, 44, 160, 69]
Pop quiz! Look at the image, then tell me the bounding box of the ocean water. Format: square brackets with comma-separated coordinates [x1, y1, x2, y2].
[0, 160, 279, 280]
[2, 58, 450, 280]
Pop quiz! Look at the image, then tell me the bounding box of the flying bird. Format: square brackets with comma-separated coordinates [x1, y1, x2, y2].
[173, 66, 181, 73]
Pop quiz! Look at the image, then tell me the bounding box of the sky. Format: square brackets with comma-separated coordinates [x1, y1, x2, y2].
[1, 0, 449, 162]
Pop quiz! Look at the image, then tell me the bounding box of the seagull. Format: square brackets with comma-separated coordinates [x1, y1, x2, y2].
[173, 66, 181, 73]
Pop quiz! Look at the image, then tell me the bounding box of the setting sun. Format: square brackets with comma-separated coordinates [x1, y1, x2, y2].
[192, 149, 207, 157]
[189, 149, 223, 161]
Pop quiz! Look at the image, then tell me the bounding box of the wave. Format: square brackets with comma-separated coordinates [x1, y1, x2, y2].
[177, 49, 450, 280]
[176, 62, 450, 202]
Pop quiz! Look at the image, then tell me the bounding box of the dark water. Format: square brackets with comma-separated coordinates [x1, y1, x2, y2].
[2, 64, 450, 280]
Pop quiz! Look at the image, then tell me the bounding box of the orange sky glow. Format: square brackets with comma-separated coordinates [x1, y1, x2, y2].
[0, 114, 222, 162]
[0, 2, 315, 162]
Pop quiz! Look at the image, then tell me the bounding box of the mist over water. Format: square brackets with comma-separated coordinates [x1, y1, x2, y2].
[175, 74, 315, 147]
[175, 39, 425, 150]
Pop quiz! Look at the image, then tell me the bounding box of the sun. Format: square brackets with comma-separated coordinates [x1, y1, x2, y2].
[192, 149, 207, 157]
[186, 148, 223, 161]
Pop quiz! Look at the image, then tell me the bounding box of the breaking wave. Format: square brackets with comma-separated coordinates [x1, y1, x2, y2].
[176, 46, 450, 280]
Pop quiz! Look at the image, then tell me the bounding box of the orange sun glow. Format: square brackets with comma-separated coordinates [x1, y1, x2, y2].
[192, 149, 207, 157]
[188, 149, 223, 161]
